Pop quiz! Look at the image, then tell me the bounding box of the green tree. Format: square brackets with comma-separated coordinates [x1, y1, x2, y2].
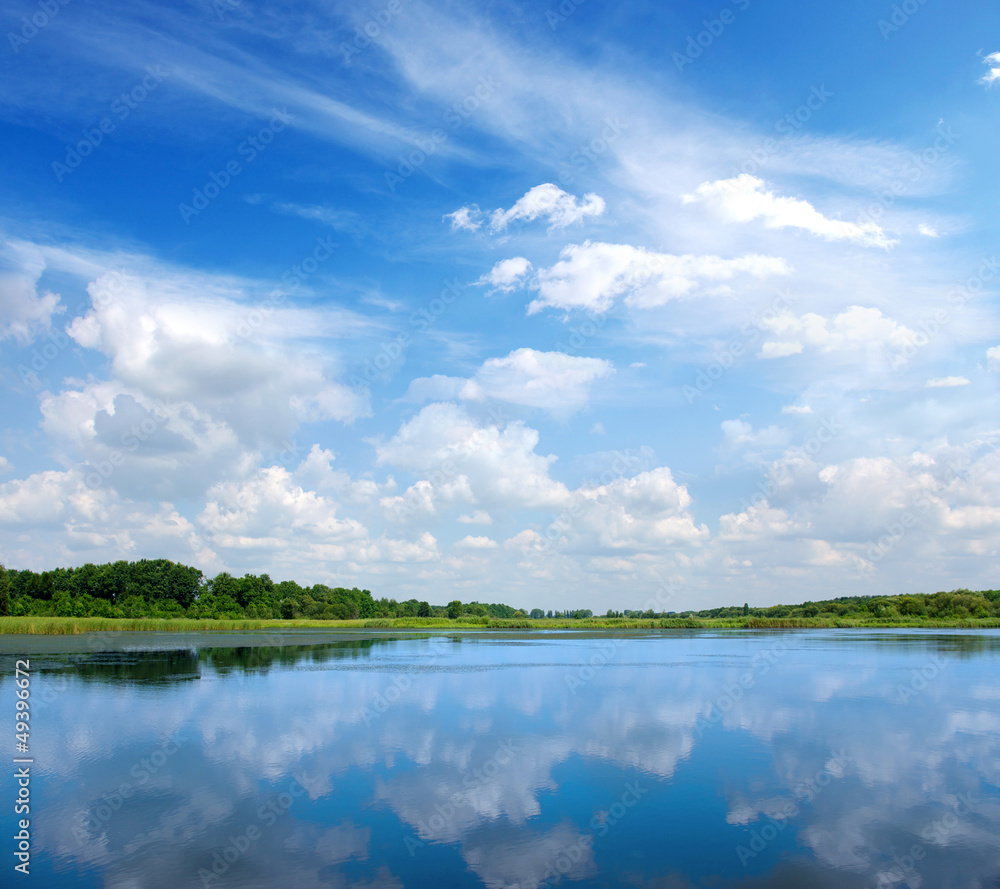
[743, 603, 749, 615]
[0, 563, 10, 617]
[447, 600, 462, 619]
[418, 601, 431, 617]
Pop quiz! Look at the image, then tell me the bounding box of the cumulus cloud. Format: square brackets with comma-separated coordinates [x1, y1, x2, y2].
[380, 475, 474, 522]
[925, 376, 969, 388]
[65, 268, 370, 448]
[447, 184, 605, 235]
[476, 257, 532, 292]
[292, 444, 383, 504]
[405, 350, 613, 415]
[757, 306, 917, 358]
[0, 469, 82, 527]
[454, 535, 498, 549]
[918, 223, 939, 238]
[566, 467, 710, 552]
[0, 467, 213, 568]
[372, 415, 712, 580]
[709, 440, 1000, 587]
[488, 183, 605, 231]
[0, 239, 63, 343]
[401, 374, 468, 404]
[199, 465, 367, 551]
[987, 345, 1000, 370]
[38, 379, 250, 502]
[374, 402, 570, 510]
[461, 349, 614, 413]
[527, 241, 790, 315]
[682, 175, 895, 248]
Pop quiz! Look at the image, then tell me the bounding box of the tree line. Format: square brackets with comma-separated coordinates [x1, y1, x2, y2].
[1, 559, 998, 622]
[0, 559, 377, 621]
[0, 559, 530, 621]
[687, 590, 1000, 621]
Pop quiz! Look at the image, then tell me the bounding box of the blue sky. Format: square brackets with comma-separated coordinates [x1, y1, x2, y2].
[1, 0, 998, 611]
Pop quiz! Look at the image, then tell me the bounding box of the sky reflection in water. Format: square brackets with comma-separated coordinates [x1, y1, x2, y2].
[3, 629, 999, 889]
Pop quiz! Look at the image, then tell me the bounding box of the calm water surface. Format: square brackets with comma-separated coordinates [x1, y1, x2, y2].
[2, 629, 999, 888]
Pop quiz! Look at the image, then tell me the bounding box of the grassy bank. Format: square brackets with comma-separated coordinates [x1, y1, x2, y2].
[3, 615, 1000, 635]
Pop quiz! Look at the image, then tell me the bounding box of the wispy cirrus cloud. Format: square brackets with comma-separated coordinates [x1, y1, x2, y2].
[246, 196, 363, 233]
[925, 376, 970, 388]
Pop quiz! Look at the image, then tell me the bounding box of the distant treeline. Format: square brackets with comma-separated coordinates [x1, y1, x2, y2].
[684, 590, 1000, 621]
[1, 559, 998, 622]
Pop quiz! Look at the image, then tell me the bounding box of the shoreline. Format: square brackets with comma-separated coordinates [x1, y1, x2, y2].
[3, 615, 1000, 635]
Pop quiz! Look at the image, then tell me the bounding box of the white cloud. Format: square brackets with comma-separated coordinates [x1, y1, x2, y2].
[925, 376, 970, 388]
[199, 466, 367, 550]
[444, 205, 482, 232]
[0, 467, 216, 569]
[567, 467, 710, 552]
[462, 349, 614, 413]
[0, 239, 64, 343]
[64, 268, 370, 445]
[759, 341, 803, 359]
[0, 469, 81, 527]
[758, 306, 917, 358]
[476, 257, 532, 292]
[782, 405, 814, 415]
[720, 418, 787, 450]
[527, 241, 790, 315]
[987, 346, 1000, 370]
[293, 445, 385, 505]
[380, 475, 474, 522]
[35, 382, 256, 503]
[488, 183, 606, 232]
[374, 402, 571, 510]
[980, 51, 1000, 86]
[709, 440, 1000, 590]
[682, 175, 895, 249]
[405, 350, 613, 416]
[918, 223, 940, 238]
[454, 535, 498, 549]
[402, 375, 468, 404]
[447, 184, 605, 235]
